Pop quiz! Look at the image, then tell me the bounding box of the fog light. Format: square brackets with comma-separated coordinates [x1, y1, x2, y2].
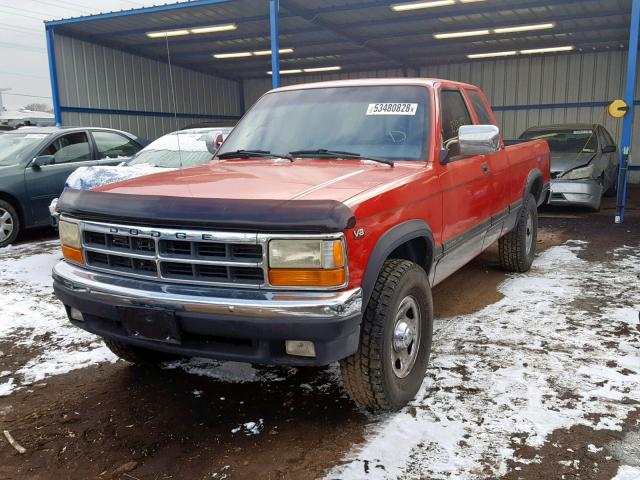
[69, 307, 84, 322]
[285, 340, 316, 357]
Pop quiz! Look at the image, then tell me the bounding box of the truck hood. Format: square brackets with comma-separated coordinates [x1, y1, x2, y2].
[550, 151, 596, 174]
[95, 158, 421, 203]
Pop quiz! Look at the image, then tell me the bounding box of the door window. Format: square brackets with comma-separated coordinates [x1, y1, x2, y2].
[466, 90, 493, 125]
[42, 132, 91, 164]
[93, 131, 140, 158]
[441, 90, 472, 157]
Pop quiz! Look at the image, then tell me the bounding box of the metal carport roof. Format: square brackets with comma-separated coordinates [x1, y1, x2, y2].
[45, 0, 632, 81]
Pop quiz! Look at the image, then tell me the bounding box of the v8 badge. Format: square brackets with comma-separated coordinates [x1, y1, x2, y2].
[353, 227, 366, 239]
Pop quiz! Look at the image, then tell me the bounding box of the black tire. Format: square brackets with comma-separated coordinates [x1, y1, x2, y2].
[0, 199, 19, 248]
[104, 338, 180, 365]
[499, 194, 538, 272]
[340, 259, 433, 412]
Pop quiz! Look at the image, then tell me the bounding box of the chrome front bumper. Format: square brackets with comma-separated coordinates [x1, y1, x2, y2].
[53, 260, 363, 365]
[52, 260, 362, 320]
[547, 179, 603, 210]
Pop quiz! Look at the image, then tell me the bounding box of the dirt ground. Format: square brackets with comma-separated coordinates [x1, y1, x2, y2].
[0, 188, 638, 480]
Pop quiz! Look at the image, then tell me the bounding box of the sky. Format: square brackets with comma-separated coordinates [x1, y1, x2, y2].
[0, 0, 186, 111]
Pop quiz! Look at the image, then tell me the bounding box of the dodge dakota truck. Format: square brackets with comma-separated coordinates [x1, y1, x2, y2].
[52, 79, 550, 412]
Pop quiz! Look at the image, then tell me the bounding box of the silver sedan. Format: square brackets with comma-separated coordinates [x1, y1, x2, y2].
[519, 124, 618, 211]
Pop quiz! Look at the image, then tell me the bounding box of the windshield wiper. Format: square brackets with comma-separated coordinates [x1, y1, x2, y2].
[289, 149, 394, 167]
[217, 149, 293, 161]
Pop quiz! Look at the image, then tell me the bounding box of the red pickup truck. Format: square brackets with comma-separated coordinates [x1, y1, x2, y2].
[53, 79, 550, 411]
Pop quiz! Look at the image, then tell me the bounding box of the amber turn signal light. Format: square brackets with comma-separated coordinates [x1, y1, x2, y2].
[268, 268, 345, 287]
[61, 245, 84, 264]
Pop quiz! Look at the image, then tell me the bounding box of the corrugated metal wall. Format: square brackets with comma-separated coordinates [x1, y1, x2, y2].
[54, 34, 242, 140]
[243, 51, 639, 182]
[419, 51, 629, 142]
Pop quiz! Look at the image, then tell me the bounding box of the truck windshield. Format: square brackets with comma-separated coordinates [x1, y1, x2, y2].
[0, 132, 48, 166]
[520, 129, 597, 154]
[218, 86, 430, 162]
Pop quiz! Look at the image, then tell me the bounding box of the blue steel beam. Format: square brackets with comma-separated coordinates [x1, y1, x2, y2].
[269, 0, 280, 89]
[616, 0, 640, 223]
[45, 25, 61, 126]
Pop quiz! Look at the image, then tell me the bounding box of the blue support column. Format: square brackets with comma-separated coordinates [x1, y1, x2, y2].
[269, 0, 280, 89]
[615, 0, 640, 223]
[45, 25, 62, 126]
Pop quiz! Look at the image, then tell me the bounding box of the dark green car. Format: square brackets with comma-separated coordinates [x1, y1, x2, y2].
[0, 127, 145, 247]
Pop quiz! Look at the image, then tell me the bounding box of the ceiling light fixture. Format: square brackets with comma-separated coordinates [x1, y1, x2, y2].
[253, 48, 295, 56]
[190, 24, 237, 34]
[391, 0, 455, 12]
[467, 50, 517, 59]
[434, 29, 490, 39]
[146, 23, 237, 38]
[213, 52, 253, 59]
[435, 22, 556, 40]
[303, 66, 342, 72]
[493, 22, 555, 34]
[468, 45, 574, 59]
[214, 48, 294, 59]
[267, 66, 342, 75]
[146, 29, 190, 38]
[267, 69, 303, 75]
[520, 45, 574, 54]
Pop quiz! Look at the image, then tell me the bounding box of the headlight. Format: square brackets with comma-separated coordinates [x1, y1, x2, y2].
[59, 220, 84, 264]
[268, 238, 346, 287]
[561, 164, 596, 180]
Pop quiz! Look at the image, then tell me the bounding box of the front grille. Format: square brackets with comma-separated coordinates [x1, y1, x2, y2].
[86, 251, 158, 277]
[80, 222, 265, 288]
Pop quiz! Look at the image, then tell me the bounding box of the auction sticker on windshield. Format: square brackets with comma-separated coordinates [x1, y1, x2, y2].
[366, 103, 418, 115]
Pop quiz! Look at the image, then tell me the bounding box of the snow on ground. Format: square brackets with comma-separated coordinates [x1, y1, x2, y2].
[612, 465, 640, 480]
[0, 241, 117, 396]
[327, 242, 640, 479]
[0, 241, 290, 396]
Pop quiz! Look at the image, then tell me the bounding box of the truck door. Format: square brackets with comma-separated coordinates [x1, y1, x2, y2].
[464, 89, 511, 248]
[24, 131, 94, 225]
[434, 89, 493, 284]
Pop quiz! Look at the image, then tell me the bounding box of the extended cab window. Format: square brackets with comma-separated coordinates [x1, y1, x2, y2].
[42, 132, 91, 164]
[466, 90, 493, 125]
[93, 131, 140, 158]
[219, 86, 430, 161]
[440, 90, 472, 157]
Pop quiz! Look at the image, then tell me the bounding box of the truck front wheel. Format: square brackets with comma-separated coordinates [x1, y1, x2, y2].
[104, 338, 180, 365]
[340, 259, 433, 412]
[499, 193, 538, 272]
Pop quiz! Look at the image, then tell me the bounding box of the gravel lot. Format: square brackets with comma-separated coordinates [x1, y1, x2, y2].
[0, 190, 638, 480]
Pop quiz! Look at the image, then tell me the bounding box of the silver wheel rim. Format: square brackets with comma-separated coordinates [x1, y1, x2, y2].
[391, 295, 421, 379]
[525, 214, 534, 256]
[0, 208, 14, 243]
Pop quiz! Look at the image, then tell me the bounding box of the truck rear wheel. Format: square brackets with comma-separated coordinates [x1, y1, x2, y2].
[104, 338, 180, 365]
[499, 194, 537, 272]
[340, 259, 433, 412]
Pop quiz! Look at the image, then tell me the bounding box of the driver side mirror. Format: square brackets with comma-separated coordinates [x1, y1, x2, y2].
[458, 125, 500, 156]
[602, 145, 617, 154]
[31, 155, 55, 169]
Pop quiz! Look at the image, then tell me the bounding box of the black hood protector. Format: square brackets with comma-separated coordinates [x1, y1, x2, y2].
[57, 189, 356, 233]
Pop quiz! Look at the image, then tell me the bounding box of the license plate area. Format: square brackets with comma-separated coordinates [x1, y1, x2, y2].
[118, 306, 181, 344]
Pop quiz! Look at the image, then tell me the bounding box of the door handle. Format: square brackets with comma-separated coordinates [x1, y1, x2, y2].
[481, 163, 490, 174]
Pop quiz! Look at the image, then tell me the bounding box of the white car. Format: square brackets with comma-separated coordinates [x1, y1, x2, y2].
[50, 126, 232, 222]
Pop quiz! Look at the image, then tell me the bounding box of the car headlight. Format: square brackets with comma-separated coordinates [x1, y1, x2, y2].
[560, 164, 596, 180]
[268, 238, 346, 287]
[59, 220, 84, 264]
